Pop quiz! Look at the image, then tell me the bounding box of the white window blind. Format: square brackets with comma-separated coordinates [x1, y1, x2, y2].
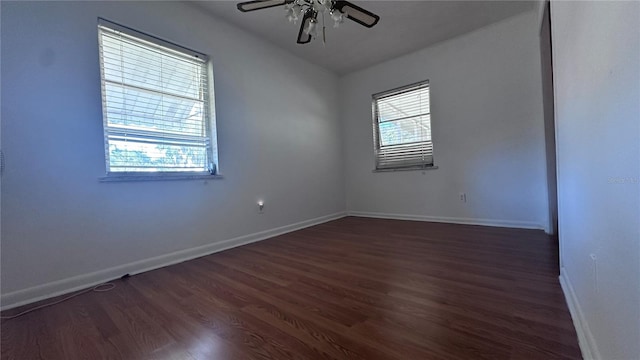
[98, 20, 215, 174]
[372, 80, 433, 170]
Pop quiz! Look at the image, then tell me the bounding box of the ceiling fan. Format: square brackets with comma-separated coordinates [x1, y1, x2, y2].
[237, 0, 380, 44]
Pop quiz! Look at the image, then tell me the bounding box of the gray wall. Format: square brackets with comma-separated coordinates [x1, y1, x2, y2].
[1, 1, 344, 305]
[551, 1, 640, 359]
[539, 3, 558, 236]
[340, 11, 550, 230]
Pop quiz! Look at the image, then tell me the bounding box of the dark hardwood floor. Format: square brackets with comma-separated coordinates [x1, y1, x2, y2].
[1, 217, 581, 359]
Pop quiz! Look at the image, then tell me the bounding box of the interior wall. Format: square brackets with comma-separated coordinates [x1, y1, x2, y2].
[0, 1, 344, 305]
[539, 2, 558, 236]
[340, 11, 550, 230]
[551, 1, 640, 359]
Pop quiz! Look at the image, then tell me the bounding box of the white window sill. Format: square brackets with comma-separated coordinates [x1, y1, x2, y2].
[99, 174, 224, 183]
[373, 166, 438, 173]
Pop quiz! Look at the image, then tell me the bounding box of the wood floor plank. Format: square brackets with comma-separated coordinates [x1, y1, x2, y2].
[0, 217, 581, 359]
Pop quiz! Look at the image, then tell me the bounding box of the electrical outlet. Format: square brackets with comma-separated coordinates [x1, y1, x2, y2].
[459, 192, 467, 203]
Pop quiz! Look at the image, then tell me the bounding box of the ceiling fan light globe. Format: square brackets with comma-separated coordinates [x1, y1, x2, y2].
[330, 9, 344, 28]
[292, 4, 303, 17]
[305, 20, 317, 37]
[285, 7, 299, 23]
[330, 10, 343, 22]
[318, 0, 332, 10]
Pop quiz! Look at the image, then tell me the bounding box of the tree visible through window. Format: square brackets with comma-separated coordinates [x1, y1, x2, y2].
[98, 19, 217, 174]
[372, 80, 433, 170]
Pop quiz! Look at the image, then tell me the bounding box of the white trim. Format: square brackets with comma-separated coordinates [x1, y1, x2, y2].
[559, 268, 601, 360]
[0, 212, 347, 311]
[348, 211, 545, 230]
[99, 174, 223, 182]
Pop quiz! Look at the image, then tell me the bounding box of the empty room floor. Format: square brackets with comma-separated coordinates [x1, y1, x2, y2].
[0, 217, 581, 359]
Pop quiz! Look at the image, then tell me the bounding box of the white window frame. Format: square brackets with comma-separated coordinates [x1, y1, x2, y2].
[372, 80, 435, 172]
[97, 19, 219, 181]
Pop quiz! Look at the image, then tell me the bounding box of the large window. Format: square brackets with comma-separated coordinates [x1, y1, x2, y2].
[98, 19, 217, 175]
[372, 80, 433, 171]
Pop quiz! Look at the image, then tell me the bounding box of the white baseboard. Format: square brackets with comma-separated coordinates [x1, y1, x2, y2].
[559, 269, 601, 360]
[0, 211, 347, 311]
[348, 211, 545, 230]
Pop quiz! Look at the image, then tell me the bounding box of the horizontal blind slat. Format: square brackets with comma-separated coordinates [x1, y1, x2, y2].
[104, 81, 205, 103]
[99, 27, 205, 64]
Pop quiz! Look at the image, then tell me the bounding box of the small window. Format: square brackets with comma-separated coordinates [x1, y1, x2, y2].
[97, 20, 217, 175]
[372, 80, 433, 171]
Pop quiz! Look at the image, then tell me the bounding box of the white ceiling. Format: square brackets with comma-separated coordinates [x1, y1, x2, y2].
[193, 1, 536, 75]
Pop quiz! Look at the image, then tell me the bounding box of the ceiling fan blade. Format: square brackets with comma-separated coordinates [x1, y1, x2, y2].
[237, 0, 290, 12]
[333, 1, 379, 28]
[296, 11, 312, 44]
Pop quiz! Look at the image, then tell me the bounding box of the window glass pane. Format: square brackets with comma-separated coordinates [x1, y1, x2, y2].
[104, 83, 205, 136]
[108, 140, 207, 172]
[377, 87, 429, 122]
[379, 115, 431, 146]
